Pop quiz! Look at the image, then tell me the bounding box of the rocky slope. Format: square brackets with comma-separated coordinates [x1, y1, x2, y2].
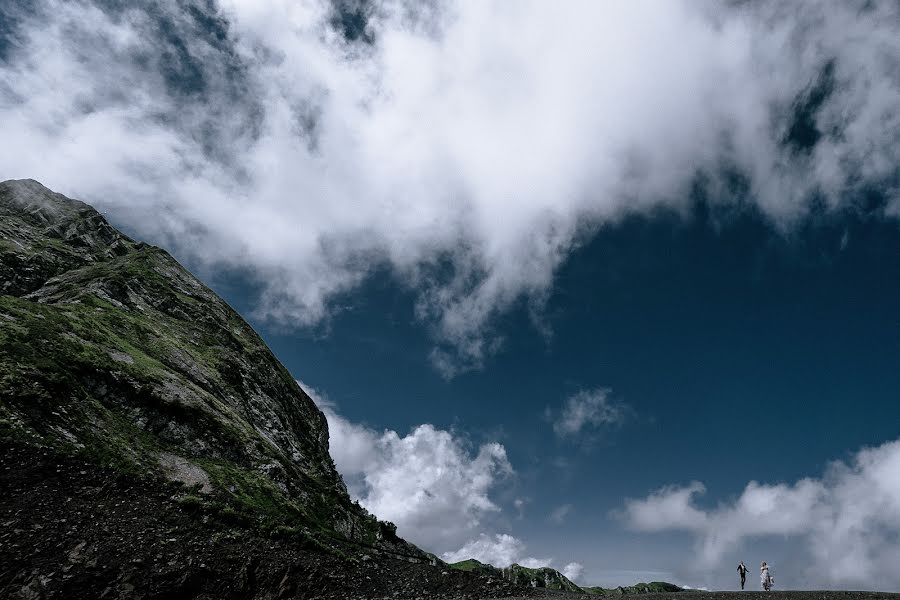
[0, 441, 527, 599]
[0, 178, 391, 546]
[0, 179, 527, 599]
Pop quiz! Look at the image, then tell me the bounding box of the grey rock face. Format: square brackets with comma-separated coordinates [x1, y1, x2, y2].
[0, 179, 131, 296]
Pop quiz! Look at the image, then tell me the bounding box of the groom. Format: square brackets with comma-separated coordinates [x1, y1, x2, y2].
[736, 561, 749, 590]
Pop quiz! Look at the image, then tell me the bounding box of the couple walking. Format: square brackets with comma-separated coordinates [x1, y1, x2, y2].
[736, 561, 773, 591]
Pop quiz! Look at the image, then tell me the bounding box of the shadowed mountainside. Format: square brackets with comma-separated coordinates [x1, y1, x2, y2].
[0, 178, 397, 547]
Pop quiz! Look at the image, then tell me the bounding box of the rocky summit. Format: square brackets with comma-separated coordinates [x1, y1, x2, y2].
[0, 179, 526, 599]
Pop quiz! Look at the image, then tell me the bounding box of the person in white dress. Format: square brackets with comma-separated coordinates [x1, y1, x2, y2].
[760, 561, 774, 591]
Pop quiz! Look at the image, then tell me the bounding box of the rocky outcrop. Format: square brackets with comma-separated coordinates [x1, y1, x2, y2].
[0, 179, 132, 297]
[501, 564, 584, 593]
[0, 178, 415, 554]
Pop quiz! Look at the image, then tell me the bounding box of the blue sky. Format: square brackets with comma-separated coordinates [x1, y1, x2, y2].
[1, 0, 898, 591]
[212, 199, 900, 590]
[243, 201, 900, 490]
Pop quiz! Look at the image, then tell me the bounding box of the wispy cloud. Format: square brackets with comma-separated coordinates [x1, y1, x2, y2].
[619, 437, 900, 590]
[551, 388, 625, 439]
[548, 503, 573, 524]
[513, 497, 527, 520]
[1, 0, 897, 375]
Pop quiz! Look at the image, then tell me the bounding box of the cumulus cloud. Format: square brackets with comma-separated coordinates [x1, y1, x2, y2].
[441, 533, 585, 578]
[1, 0, 898, 374]
[562, 562, 584, 583]
[551, 388, 625, 438]
[441, 533, 551, 569]
[620, 437, 900, 590]
[300, 380, 512, 551]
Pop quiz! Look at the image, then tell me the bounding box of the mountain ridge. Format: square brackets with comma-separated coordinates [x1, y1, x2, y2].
[448, 558, 685, 595]
[0, 177, 373, 541]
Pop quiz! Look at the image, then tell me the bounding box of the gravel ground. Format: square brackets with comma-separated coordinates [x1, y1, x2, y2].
[488, 593, 900, 600]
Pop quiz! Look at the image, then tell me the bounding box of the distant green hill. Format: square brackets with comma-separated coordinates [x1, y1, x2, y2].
[449, 560, 581, 592]
[448, 559, 684, 595]
[503, 564, 584, 593]
[448, 558, 498, 575]
[583, 581, 685, 595]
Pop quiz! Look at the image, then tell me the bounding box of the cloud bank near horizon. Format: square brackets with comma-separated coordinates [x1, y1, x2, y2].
[440, 533, 550, 570]
[1, 0, 897, 374]
[621, 437, 900, 590]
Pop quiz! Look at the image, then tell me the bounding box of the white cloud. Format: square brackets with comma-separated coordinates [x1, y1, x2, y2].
[549, 503, 573, 524]
[620, 437, 900, 590]
[441, 533, 551, 569]
[518, 556, 552, 570]
[441, 533, 586, 579]
[299, 380, 512, 551]
[1, 0, 897, 374]
[562, 562, 584, 583]
[552, 389, 624, 438]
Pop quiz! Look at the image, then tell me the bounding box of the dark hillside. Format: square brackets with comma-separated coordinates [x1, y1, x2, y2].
[0, 178, 382, 544]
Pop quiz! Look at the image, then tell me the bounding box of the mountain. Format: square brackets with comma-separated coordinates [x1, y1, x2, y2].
[0, 179, 523, 599]
[449, 560, 581, 592]
[502, 564, 584, 593]
[448, 559, 686, 595]
[448, 559, 499, 576]
[582, 582, 686, 595]
[0, 178, 391, 545]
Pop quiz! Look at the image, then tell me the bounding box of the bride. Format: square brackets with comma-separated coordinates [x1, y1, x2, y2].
[760, 561, 774, 591]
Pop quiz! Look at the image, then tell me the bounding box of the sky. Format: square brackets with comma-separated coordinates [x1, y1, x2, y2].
[1, 0, 899, 591]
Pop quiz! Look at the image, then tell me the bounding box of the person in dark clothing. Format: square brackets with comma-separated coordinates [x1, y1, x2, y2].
[737, 561, 749, 589]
